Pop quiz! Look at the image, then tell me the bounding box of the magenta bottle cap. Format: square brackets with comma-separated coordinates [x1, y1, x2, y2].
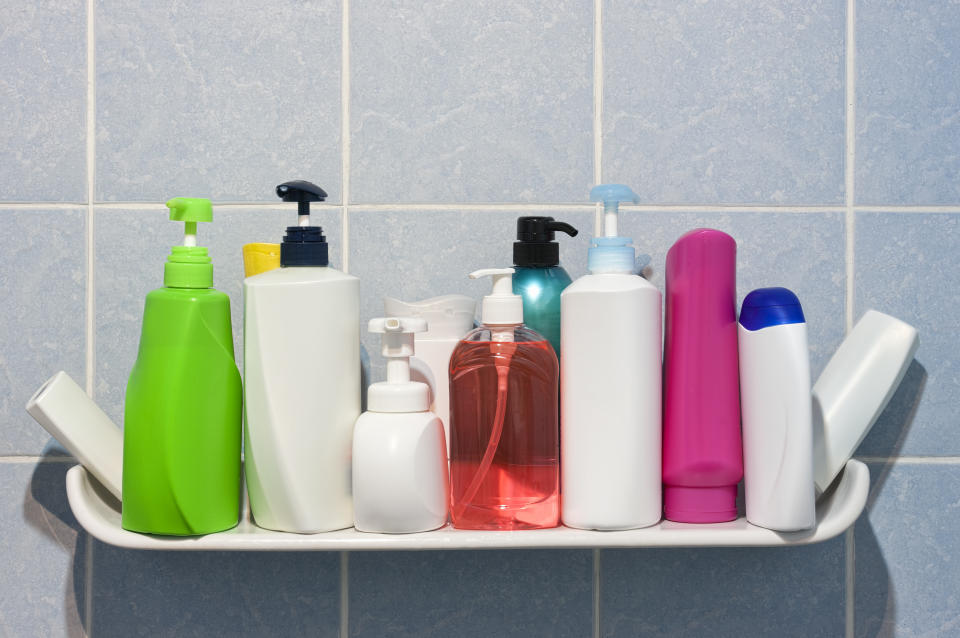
[663, 485, 738, 523]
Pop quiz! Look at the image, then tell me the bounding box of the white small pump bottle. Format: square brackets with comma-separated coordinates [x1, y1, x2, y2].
[560, 184, 663, 530]
[738, 287, 815, 531]
[353, 317, 450, 534]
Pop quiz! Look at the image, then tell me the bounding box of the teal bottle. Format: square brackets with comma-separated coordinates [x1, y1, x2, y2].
[511, 217, 578, 357]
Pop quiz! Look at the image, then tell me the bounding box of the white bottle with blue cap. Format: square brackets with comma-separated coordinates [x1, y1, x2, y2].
[560, 184, 663, 530]
[738, 287, 815, 531]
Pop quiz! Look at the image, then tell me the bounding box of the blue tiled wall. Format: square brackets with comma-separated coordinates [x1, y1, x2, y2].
[1, 1, 957, 636]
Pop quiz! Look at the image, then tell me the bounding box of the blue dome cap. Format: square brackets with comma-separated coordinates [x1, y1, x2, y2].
[739, 287, 805, 331]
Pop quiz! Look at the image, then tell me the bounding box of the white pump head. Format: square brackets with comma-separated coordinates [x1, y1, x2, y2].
[470, 268, 523, 325]
[367, 317, 431, 413]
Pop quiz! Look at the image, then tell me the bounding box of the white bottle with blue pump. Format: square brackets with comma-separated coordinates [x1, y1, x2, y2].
[560, 185, 663, 530]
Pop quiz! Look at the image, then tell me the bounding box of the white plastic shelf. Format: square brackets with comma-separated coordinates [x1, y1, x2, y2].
[66, 460, 868, 551]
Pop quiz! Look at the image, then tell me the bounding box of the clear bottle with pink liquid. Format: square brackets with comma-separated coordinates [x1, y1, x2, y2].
[662, 228, 743, 523]
[448, 268, 559, 530]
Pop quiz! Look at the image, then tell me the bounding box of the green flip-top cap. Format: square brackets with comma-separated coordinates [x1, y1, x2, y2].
[164, 197, 214, 289]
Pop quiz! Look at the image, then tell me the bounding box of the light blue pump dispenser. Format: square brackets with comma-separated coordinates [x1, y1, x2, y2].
[588, 184, 640, 274]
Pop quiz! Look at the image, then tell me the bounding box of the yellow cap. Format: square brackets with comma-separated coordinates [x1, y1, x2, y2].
[242, 243, 281, 277]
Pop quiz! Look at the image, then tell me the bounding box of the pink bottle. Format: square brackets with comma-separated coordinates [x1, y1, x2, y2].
[662, 229, 743, 523]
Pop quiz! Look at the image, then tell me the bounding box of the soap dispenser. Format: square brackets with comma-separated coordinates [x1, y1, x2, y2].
[353, 317, 449, 533]
[448, 268, 559, 530]
[243, 180, 360, 534]
[122, 197, 242, 536]
[512, 217, 578, 357]
[560, 184, 662, 531]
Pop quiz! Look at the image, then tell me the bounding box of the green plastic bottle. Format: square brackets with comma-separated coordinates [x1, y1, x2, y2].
[121, 198, 242, 536]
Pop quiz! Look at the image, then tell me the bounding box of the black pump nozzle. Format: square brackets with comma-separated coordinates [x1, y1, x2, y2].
[514, 216, 579, 267]
[276, 180, 328, 217]
[276, 180, 329, 267]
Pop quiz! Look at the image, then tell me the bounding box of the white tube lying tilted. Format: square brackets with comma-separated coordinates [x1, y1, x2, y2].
[25, 371, 123, 500]
[813, 310, 919, 495]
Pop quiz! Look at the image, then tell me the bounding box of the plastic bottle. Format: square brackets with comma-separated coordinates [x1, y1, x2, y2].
[243, 180, 360, 533]
[122, 197, 242, 535]
[662, 228, 743, 523]
[738, 287, 815, 531]
[352, 317, 449, 533]
[448, 268, 559, 530]
[27, 371, 123, 501]
[813, 310, 918, 495]
[512, 216, 578, 357]
[560, 184, 662, 530]
[383, 294, 476, 456]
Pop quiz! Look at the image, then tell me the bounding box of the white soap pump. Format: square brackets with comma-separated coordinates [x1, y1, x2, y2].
[352, 317, 450, 534]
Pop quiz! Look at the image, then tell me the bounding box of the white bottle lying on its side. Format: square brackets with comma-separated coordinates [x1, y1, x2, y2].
[738, 287, 815, 532]
[812, 309, 918, 495]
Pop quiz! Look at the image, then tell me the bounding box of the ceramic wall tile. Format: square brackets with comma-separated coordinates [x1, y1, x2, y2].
[350, 0, 593, 203]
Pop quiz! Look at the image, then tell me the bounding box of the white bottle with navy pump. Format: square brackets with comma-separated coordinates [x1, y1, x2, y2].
[738, 287, 815, 531]
[244, 180, 360, 534]
[353, 317, 449, 533]
[560, 185, 662, 530]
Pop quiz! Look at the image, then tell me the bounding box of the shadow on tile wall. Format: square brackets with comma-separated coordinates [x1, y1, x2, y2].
[858, 361, 928, 459]
[26, 459, 87, 637]
[849, 360, 927, 637]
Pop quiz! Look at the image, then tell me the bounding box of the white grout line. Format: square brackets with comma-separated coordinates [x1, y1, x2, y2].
[340, 551, 349, 638]
[85, 0, 96, 401]
[339, 4, 351, 636]
[350, 203, 599, 212]
[0, 456, 77, 463]
[0, 202, 90, 209]
[592, 0, 603, 236]
[85, 534, 94, 638]
[2, 201, 957, 213]
[844, 3, 856, 634]
[845, 527, 855, 638]
[852, 206, 960, 213]
[856, 456, 960, 465]
[3, 201, 955, 212]
[592, 548, 601, 638]
[340, 0, 351, 274]
[85, 0, 96, 633]
[844, 0, 856, 337]
[78, 202, 339, 210]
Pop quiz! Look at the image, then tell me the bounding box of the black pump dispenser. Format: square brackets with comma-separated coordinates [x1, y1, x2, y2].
[276, 180, 329, 267]
[513, 216, 579, 267]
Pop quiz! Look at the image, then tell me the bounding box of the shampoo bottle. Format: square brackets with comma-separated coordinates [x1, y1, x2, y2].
[738, 287, 815, 531]
[512, 216, 578, 357]
[383, 294, 476, 456]
[243, 180, 360, 533]
[662, 228, 742, 523]
[122, 198, 242, 535]
[448, 268, 559, 530]
[352, 317, 449, 533]
[561, 184, 662, 530]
